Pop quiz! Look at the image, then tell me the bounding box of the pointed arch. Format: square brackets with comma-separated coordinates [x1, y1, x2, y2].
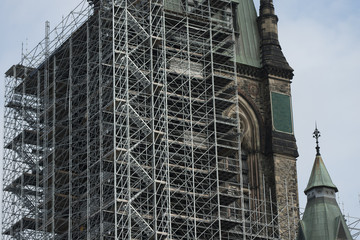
[223, 95, 263, 200]
[223, 95, 262, 154]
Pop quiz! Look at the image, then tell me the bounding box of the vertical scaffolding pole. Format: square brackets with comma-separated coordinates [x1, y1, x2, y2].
[1, 1, 306, 239]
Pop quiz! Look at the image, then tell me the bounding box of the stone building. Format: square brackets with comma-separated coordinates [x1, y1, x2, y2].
[2, 0, 299, 239]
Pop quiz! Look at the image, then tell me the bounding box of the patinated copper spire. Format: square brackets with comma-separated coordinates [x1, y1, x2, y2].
[313, 124, 321, 156]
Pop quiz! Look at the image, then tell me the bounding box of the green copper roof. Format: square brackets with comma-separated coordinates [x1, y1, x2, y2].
[304, 154, 338, 193]
[234, 0, 261, 67]
[164, 0, 262, 68]
[299, 131, 353, 240]
[298, 197, 353, 240]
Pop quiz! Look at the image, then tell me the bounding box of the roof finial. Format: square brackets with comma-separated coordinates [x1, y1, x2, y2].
[313, 123, 321, 156]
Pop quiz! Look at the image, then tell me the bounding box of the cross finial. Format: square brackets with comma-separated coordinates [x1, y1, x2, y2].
[313, 123, 321, 155]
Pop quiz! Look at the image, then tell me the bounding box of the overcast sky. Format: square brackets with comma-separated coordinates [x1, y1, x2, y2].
[0, 0, 359, 226]
[274, 0, 360, 219]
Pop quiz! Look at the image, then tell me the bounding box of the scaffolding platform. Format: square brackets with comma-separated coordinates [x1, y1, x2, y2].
[4, 172, 41, 191]
[3, 218, 37, 236]
[5, 129, 38, 149]
[5, 65, 36, 79]
[3, 216, 69, 236]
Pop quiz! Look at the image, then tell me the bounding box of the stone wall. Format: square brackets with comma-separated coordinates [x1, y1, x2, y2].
[273, 154, 299, 240]
[236, 71, 299, 239]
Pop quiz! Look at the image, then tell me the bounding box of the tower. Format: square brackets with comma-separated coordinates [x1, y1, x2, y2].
[297, 128, 353, 240]
[2, 0, 299, 239]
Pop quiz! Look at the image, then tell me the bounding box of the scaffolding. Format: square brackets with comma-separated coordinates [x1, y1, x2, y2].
[345, 215, 360, 239]
[2, 0, 299, 239]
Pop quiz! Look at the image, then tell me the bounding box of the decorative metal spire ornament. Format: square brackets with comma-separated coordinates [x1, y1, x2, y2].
[313, 123, 321, 155]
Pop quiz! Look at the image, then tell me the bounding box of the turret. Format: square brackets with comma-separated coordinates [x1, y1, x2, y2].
[297, 127, 353, 240]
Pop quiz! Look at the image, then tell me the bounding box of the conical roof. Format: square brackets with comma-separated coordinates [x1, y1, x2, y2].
[304, 154, 338, 193]
[298, 128, 353, 240]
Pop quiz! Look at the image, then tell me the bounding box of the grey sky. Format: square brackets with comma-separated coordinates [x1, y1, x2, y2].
[275, 0, 360, 218]
[0, 0, 359, 222]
